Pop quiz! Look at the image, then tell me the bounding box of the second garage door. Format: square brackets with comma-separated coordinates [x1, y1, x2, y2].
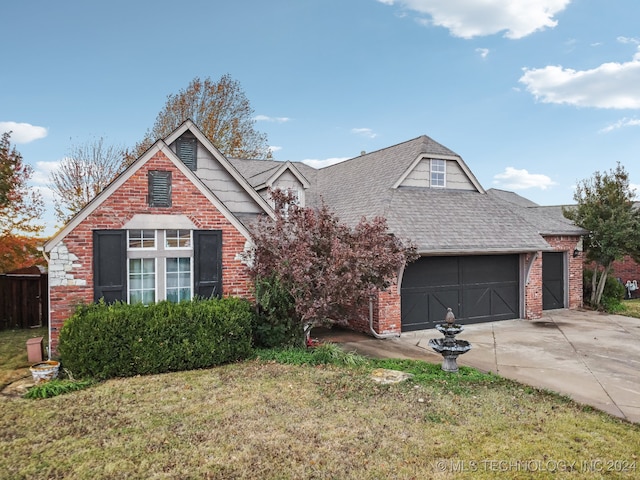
[401, 255, 520, 331]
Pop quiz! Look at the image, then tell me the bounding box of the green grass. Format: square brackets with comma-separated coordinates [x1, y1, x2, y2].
[622, 299, 640, 319]
[1, 331, 639, 478]
[0, 326, 48, 390]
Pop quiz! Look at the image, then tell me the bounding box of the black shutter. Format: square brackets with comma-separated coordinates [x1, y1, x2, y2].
[176, 136, 197, 170]
[93, 230, 126, 303]
[148, 171, 172, 207]
[194, 230, 222, 298]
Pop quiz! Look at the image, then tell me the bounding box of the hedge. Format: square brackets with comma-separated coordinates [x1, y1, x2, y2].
[58, 297, 254, 380]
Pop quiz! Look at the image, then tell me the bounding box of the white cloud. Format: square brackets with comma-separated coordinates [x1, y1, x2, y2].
[302, 157, 350, 169]
[493, 167, 556, 190]
[630, 184, 640, 199]
[0, 121, 48, 143]
[618, 36, 640, 45]
[351, 127, 378, 139]
[476, 48, 489, 59]
[599, 117, 640, 133]
[31, 160, 61, 185]
[519, 47, 640, 109]
[254, 115, 291, 123]
[377, 0, 571, 39]
[268, 145, 283, 153]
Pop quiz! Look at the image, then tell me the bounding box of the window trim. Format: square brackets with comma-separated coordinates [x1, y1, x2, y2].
[430, 158, 446, 188]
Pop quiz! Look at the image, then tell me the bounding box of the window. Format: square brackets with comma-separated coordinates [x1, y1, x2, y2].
[176, 135, 197, 170]
[128, 229, 156, 249]
[165, 229, 191, 249]
[430, 159, 446, 187]
[94, 229, 221, 304]
[129, 258, 156, 304]
[166, 257, 192, 302]
[148, 170, 172, 207]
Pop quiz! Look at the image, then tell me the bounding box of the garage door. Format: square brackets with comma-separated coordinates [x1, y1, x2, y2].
[401, 255, 520, 331]
[542, 252, 565, 310]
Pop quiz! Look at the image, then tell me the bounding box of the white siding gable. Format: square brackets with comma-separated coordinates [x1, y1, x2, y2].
[400, 157, 477, 191]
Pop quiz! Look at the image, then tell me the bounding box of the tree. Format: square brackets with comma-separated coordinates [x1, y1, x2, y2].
[49, 137, 127, 224]
[132, 75, 271, 161]
[0, 235, 44, 273]
[563, 162, 640, 308]
[248, 189, 417, 342]
[0, 132, 44, 238]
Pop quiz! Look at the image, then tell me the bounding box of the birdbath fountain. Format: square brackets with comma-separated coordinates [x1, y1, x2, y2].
[428, 308, 471, 373]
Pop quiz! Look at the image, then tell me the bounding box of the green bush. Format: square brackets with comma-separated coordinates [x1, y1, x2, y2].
[253, 275, 302, 348]
[58, 297, 254, 380]
[583, 269, 626, 312]
[24, 379, 95, 399]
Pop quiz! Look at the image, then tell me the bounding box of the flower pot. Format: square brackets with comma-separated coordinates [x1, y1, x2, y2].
[29, 360, 60, 384]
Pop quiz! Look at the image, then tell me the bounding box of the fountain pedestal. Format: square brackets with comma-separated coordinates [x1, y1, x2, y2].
[428, 309, 471, 373]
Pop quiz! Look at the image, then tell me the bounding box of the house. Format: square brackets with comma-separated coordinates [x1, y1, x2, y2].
[44, 120, 585, 353]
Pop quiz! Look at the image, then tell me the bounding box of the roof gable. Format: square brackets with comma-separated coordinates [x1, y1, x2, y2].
[44, 140, 256, 252]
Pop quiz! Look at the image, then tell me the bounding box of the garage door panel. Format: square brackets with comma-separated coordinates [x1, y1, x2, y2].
[401, 255, 519, 331]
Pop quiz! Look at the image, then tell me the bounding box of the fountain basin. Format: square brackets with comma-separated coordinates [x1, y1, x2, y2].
[428, 338, 471, 355]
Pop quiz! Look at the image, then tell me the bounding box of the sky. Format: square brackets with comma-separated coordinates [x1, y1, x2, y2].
[2, 0, 640, 237]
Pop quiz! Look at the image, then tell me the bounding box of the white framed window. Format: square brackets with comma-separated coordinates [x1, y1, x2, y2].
[430, 159, 446, 187]
[128, 258, 156, 304]
[127, 229, 193, 304]
[166, 257, 192, 302]
[165, 229, 192, 249]
[128, 229, 156, 249]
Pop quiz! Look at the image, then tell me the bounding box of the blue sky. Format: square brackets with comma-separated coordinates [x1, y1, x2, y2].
[2, 0, 640, 236]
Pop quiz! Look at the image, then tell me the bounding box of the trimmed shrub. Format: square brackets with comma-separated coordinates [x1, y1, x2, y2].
[58, 297, 254, 380]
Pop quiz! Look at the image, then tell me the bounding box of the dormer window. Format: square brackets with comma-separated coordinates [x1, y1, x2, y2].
[176, 135, 197, 171]
[430, 159, 446, 187]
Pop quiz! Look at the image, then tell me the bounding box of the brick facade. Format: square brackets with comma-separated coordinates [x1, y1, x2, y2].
[47, 151, 253, 353]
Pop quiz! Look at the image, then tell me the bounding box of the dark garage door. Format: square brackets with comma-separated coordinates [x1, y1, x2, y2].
[401, 255, 520, 331]
[542, 252, 565, 310]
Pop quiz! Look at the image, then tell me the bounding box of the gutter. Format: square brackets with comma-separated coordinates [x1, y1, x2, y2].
[37, 246, 52, 360]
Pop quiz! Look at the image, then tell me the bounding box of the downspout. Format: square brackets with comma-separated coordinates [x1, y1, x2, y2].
[37, 246, 52, 360]
[369, 297, 401, 339]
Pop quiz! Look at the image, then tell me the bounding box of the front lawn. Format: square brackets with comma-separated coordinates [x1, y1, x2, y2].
[622, 299, 640, 319]
[0, 326, 48, 390]
[1, 341, 639, 478]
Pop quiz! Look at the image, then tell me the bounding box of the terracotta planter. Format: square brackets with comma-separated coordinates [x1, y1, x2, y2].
[29, 360, 60, 384]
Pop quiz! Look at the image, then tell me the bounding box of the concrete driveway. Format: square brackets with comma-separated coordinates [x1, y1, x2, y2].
[319, 310, 640, 423]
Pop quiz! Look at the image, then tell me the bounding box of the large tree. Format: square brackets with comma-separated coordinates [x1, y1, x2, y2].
[49, 137, 127, 224]
[0, 132, 44, 239]
[248, 189, 416, 342]
[133, 74, 271, 161]
[563, 162, 640, 307]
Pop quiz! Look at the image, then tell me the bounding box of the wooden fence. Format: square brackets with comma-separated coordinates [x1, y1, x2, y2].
[0, 272, 48, 330]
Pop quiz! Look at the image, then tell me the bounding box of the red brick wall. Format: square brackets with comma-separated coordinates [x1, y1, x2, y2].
[525, 252, 543, 319]
[48, 151, 253, 353]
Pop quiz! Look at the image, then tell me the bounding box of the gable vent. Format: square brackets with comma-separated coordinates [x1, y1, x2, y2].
[148, 170, 172, 207]
[176, 136, 197, 171]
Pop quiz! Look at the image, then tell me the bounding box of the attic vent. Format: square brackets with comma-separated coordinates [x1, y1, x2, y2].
[176, 136, 197, 170]
[148, 170, 172, 207]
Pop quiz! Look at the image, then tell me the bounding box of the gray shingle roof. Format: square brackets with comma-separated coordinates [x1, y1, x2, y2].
[224, 136, 584, 253]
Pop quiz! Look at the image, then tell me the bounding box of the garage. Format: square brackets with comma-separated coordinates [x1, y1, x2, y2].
[401, 255, 520, 331]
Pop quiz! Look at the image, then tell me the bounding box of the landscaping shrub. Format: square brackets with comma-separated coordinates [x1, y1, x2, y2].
[253, 275, 302, 348]
[24, 379, 95, 399]
[58, 297, 254, 380]
[583, 269, 626, 312]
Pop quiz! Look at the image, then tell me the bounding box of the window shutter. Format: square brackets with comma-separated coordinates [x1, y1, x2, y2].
[176, 136, 197, 170]
[93, 230, 126, 303]
[193, 230, 222, 298]
[148, 170, 172, 207]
